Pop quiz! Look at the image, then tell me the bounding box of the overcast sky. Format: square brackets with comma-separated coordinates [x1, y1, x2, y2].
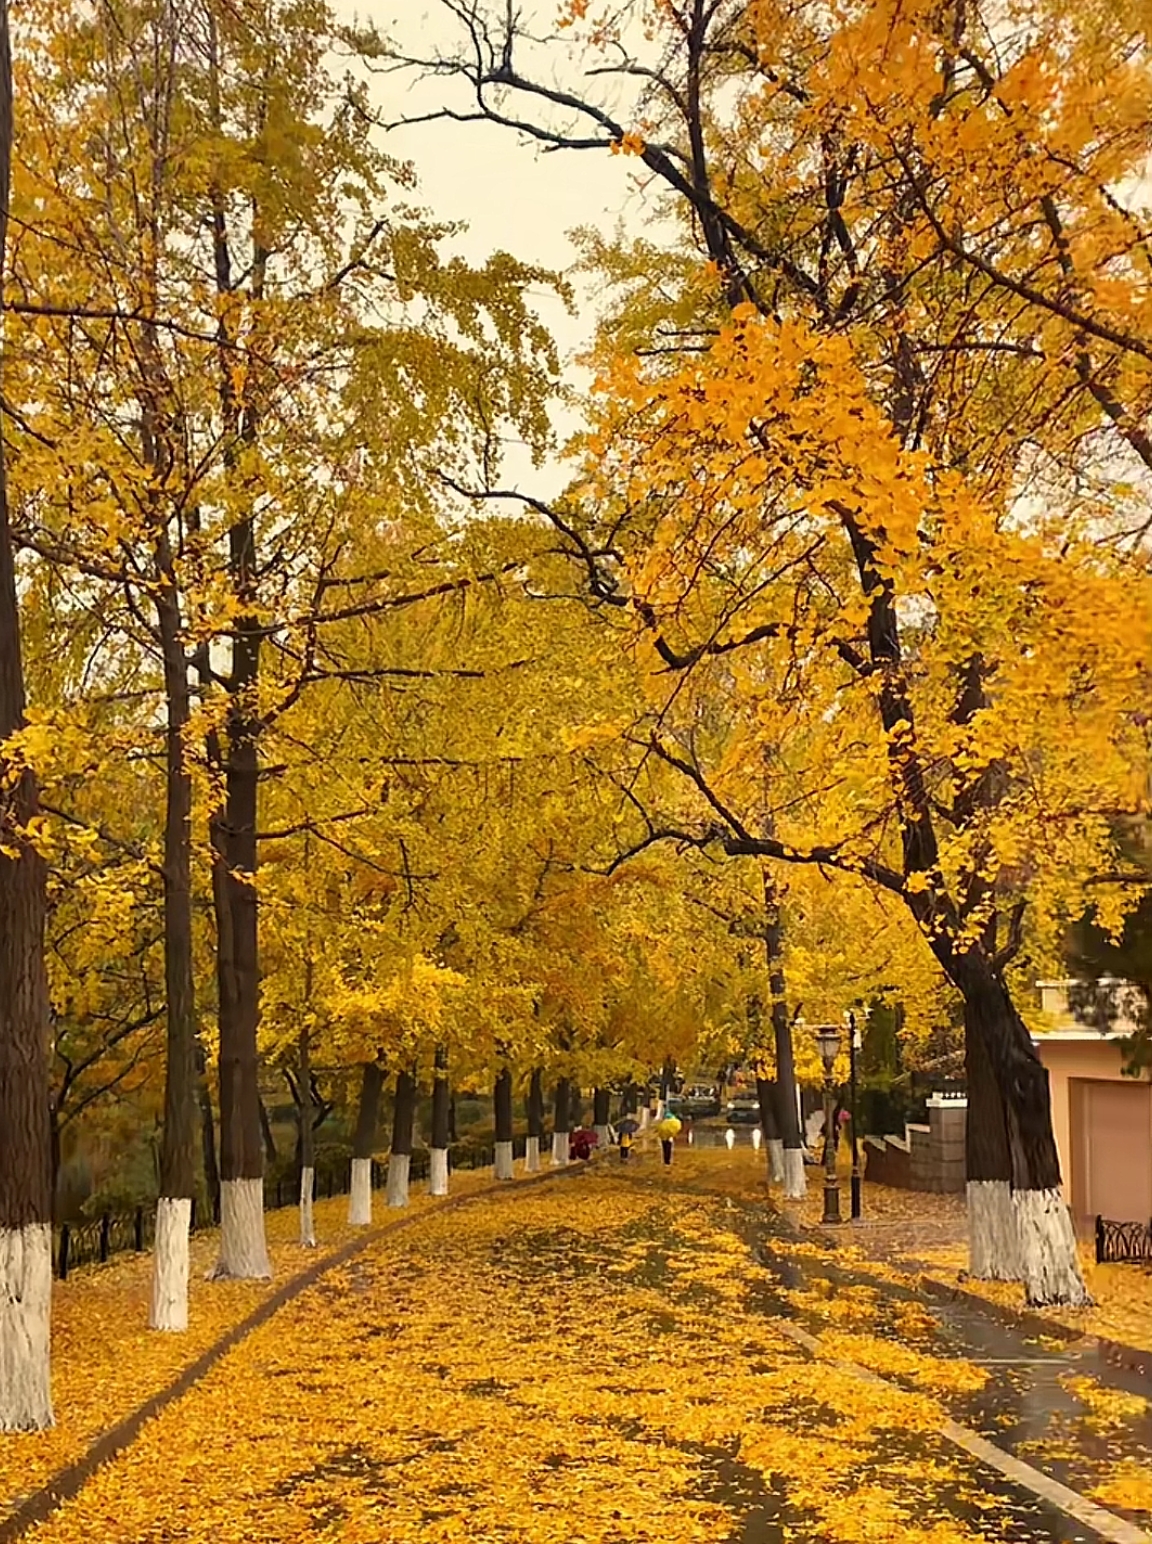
[337, 2, 664, 492]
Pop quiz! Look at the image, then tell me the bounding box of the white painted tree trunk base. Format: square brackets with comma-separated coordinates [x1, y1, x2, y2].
[0, 1224, 54, 1431]
[782, 1146, 807, 1199]
[387, 1153, 411, 1209]
[494, 1140, 515, 1181]
[299, 1167, 316, 1248]
[639, 1108, 650, 1131]
[208, 1179, 271, 1281]
[149, 1197, 191, 1331]
[967, 1179, 1020, 1282]
[348, 1157, 372, 1226]
[1014, 1187, 1092, 1307]
[594, 1124, 611, 1154]
[551, 1131, 570, 1167]
[767, 1139, 786, 1185]
[429, 1148, 449, 1197]
[524, 1136, 541, 1173]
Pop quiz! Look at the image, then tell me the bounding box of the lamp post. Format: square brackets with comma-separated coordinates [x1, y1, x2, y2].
[847, 1010, 862, 1220]
[816, 1024, 841, 1225]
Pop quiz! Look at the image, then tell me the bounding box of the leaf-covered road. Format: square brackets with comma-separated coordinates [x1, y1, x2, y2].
[21, 1154, 1152, 1544]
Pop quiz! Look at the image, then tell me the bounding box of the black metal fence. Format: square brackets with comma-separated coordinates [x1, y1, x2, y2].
[54, 1139, 518, 1280]
[1095, 1215, 1152, 1264]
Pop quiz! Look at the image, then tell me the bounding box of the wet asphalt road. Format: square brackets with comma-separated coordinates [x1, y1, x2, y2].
[733, 1194, 1152, 1542]
[569, 1126, 1152, 1539]
[504, 1152, 1143, 1542]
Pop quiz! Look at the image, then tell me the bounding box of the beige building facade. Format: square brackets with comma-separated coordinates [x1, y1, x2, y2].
[1035, 981, 1152, 1226]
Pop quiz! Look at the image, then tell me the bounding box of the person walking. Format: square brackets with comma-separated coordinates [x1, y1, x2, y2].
[570, 1126, 596, 1161]
[655, 1113, 682, 1166]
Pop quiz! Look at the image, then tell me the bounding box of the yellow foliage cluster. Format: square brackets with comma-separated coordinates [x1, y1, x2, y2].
[536, 0, 1152, 1093]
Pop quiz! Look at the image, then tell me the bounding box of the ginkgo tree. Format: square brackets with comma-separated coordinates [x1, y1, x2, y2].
[6, 0, 563, 1325]
[581, 309, 1147, 1304]
[679, 846, 955, 1186]
[16, 520, 179, 1216]
[392, 0, 1152, 1305]
[253, 561, 606, 1209]
[0, 0, 54, 1432]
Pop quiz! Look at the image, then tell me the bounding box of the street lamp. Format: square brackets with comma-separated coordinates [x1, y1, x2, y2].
[815, 1024, 841, 1225]
[846, 1010, 864, 1221]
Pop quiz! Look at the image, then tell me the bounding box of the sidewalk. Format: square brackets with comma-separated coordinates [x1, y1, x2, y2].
[669, 1141, 1152, 1373]
[789, 1173, 970, 1259]
[788, 1173, 1152, 1368]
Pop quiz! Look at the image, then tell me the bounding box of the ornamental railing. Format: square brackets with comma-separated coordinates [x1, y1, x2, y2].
[1095, 1215, 1152, 1264]
[53, 1139, 514, 1280]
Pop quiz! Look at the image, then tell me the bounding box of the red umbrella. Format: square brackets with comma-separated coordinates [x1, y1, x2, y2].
[569, 1127, 598, 1160]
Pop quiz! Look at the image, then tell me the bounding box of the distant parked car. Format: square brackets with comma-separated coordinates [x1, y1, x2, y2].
[725, 1095, 760, 1125]
[669, 1084, 721, 1118]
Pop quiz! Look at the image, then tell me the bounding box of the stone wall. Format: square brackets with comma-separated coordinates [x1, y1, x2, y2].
[861, 1129, 915, 1189]
[862, 1096, 966, 1193]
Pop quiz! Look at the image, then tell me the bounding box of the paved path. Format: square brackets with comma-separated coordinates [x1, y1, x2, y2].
[749, 1212, 1152, 1543]
[8, 1154, 1151, 1544]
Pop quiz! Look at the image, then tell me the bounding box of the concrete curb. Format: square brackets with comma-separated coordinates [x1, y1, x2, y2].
[0, 1166, 567, 1544]
[776, 1317, 1151, 1544]
[798, 1218, 1152, 1388]
[915, 1273, 1152, 1385]
[913, 1268, 1080, 1341]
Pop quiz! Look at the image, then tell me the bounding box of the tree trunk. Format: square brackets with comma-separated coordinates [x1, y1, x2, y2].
[947, 947, 1088, 1306]
[349, 1062, 383, 1226]
[551, 1077, 571, 1167]
[387, 1069, 416, 1208]
[298, 1004, 316, 1248]
[209, 716, 270, 1280]
[764, 872, 805, 1198]
[965, 999, 1019, 1282]
[525, 1068, 544, 1172]
[658, 1059, 674, 1119]
[0, 608, 53, 1427]
[207, 820, 265, 1280]
[150, 590, 198, 1331]
[622, 1081, 638, 1117]
[429, 1047, 450, 1197]
[756, 1076, 786, 1184]
[748, 995, 784, 1183]
[0, 0, 53, 1426]
[195, 1038, 220, 1221]
[494, 1069, 514, 1180]
[291, 1082, 331, 1162]
[204, 21, 270, 1282]
[258, 1096, 278, 1166]
[593, 1086, 611, 1153]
